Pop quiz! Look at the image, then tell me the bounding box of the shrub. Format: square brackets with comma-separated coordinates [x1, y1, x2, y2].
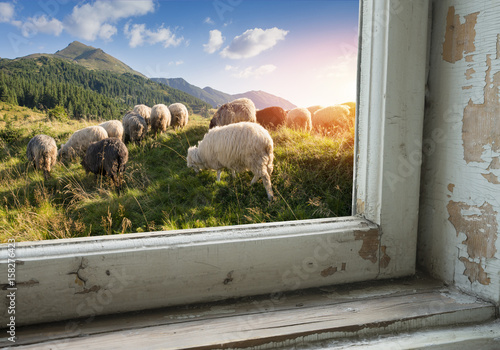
[47, 105, 68, 122]
[0, 123, 23, 144]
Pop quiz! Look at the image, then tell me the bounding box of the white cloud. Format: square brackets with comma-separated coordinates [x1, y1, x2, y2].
[0, 2, 14, 23]
[226, 64, 277, 79]
[169, 60, 184, 66]
[64, 0, 155, 41]
[220, 27, 288, 59]
[20, 15, 63, 37]
[124, 23, 183, 48]
[98, 23, 117, 41]
[203, 29, 224, 54]
[204, 17, 214, 25]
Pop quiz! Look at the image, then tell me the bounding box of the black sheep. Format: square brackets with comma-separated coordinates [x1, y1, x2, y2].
[81, 138, 129, 194]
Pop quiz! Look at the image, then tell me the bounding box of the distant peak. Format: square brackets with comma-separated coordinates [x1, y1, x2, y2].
[55, 41, 95, 54]
[68, 41, 92, 48]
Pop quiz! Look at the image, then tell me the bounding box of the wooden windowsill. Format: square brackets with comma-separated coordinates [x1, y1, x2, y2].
[2, 273, 496, 349]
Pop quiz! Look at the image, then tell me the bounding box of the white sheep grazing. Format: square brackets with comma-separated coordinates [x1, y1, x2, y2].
[133, 104, 152, 128]
[99, 120, 124, 140]
[168, 103, 189, 129]
[187, 122, 274, 201]
[58, 125, 108, 162]
[307, 105, 324, 117]
[150, 104, 171, 135]
[26, 134, 57, 180]
[312, 105, 352, 133]
[209, 98, 256, 129]
[123, 112, 147, 143]
[286, 107, 312, 131]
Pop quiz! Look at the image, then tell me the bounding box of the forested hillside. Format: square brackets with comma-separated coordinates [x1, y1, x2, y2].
[0, 56, 211, 120]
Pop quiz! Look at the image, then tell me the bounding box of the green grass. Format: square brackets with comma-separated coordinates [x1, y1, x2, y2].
[0, 102, 354, 242]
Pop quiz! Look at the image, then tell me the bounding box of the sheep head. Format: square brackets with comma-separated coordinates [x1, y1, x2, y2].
[187, 146, 203, 173]
[132, 124, 145, 141]
[58, 144, 76, 164]
[209, 108, 222, 129]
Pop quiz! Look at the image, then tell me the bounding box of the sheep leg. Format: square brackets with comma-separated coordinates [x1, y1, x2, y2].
[251, 166, 266, 185]
[250, 175, 259, 185]
[261, 171, 274, 201]
[111, 173, 121, 195]
[217, 170, 221, 182]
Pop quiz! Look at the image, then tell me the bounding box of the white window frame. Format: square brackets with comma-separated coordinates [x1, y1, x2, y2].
[0, 0, 429, 326]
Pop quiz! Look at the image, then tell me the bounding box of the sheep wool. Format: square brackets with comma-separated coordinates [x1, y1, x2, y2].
[150, 104, 171, 135]
[307, 105, 325, 117]
[58, 125, 108, 162]
[256, 106, 286, 130]
[341, 101, 356, 120]
[312, 105, 353, 133]
[123, 112, 147, 143]
[209, 98, 256, 129]
[187, 122, 274, 201]
[168, 103, 189, 129]
[81, 138, 129, 194]
[99, 120, 124, 140]
[133, 104, 152, 127]
[26, 134, 58, 180]
[286, 107, 312, 132]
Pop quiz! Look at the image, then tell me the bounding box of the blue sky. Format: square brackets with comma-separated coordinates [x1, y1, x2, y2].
[0, 0, 359, 107]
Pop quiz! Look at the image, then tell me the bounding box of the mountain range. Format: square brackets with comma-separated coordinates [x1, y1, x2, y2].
[153, 77, 296, 110]
[18, 41, 296, 110]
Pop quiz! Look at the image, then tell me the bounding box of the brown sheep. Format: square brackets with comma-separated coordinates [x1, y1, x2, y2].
[256, 106, 286, 130]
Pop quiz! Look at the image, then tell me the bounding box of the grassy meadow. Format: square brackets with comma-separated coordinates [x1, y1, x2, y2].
[0, 102, 354, 242]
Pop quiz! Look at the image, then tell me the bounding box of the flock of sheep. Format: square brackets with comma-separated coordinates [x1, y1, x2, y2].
[26, 102, 189, 194]
[26, 98, 355, 201]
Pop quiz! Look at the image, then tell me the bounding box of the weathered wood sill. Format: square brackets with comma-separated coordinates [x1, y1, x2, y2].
[1, 273, 496, 349]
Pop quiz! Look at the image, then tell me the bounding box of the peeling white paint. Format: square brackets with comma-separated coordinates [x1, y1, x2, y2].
[418, 0, 500, 304]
